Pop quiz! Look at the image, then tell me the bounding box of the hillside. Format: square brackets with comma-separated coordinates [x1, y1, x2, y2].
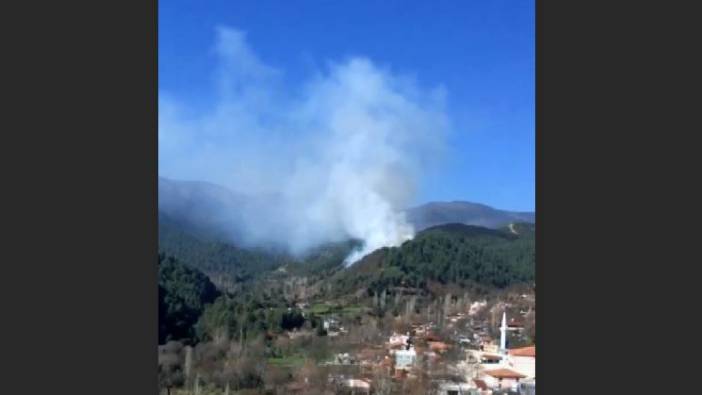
[158, 176, 248, 241]
[333, 222, 535, 297]
[159, 254, 220, 344]
[160, 211, 359, 290]
[159, 177, 536, 304]
[159, 217, 293, 288]
[405, 201, 535, 231]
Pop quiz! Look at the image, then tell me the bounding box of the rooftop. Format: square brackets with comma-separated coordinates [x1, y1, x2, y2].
[508, 346, 535, 357]
[484, 368, 527, 379]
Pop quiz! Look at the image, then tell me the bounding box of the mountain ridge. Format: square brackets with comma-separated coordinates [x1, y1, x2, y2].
[159, 177, 535, 239]
[405, 200, 534, 231]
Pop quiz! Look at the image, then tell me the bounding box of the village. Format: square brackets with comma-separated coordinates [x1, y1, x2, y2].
[276, 293, 536, 395]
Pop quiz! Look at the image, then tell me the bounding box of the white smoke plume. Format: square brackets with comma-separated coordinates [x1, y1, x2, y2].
[160, 27, 449, 265]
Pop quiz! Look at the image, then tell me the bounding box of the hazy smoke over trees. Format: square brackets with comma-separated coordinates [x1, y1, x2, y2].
[159, 27, 449, 264]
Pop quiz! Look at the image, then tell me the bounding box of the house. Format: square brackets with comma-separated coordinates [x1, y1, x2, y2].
[323, 317, 340, 331]
[429, 341, 450, 353]
[479, 353, 504, 365]
[507, 346, 535, 378]
[394, 346, 417, 370]
[334, 352, 355, 365]
[466, 349, 507, 369]
[481, 341, 499, 354]
[437, 380, 475, 395]
[344, 379, 371, 394]
[482, 368, 526, 391]
[388, 332, 410, 348]
[508, 346, 535, 358]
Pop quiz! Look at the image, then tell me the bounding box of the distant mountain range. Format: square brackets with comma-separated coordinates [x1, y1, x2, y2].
[405, 201, 535, 231]
[158, 177, 536, 300]
[158, 176, 535, 241]
[159, 177, 251, 241]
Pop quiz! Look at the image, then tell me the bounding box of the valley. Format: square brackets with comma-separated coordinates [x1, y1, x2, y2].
[158, 198, 535, 395]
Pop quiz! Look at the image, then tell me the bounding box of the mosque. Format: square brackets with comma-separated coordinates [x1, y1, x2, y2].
[467, 312, 536, 392]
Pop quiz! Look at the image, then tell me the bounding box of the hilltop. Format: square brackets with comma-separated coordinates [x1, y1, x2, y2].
[405, 201, 535, 231]
[331, 222, 535, 299]
[159, 177, 535, 240]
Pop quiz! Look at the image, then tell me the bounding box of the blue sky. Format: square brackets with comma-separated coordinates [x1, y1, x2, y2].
[160, 0, 534, 212]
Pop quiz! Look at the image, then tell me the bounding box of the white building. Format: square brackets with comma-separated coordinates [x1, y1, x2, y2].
[507, 346, 535, 378]
[344, 379, 371, 394]
[467, 312, 535, 392]
[482, 368, 526, 391]
[394, 346, 417, 370]
[323, 317, 339, 331]
[388, 332, 410, 348]
[437, 381, 476, 395]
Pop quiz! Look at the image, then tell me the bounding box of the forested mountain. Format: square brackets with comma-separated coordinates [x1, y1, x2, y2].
[405, 201, 535, 231]
[159, 177, 535, 240]
[158, 252, 309, 345]
[159, 254, 220, 344]
[159, 217, 292, 286]
[333, 222, 535, 296]
[159, 177, 535, 321]
[160, 209, 359, 293]
[161, 200, 535, 301]
[158, 176, 247, 241]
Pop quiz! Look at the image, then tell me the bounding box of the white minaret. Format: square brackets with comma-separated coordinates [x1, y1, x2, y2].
[499, 311, 508, 354]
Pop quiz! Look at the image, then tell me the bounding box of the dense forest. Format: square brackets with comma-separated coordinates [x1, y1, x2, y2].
[159, 253, 310, 345]
[158, 254, 220, 344]
[159, 221, 535, 345]
[334, 223, 535, 296]
[159, 219, 294, 286]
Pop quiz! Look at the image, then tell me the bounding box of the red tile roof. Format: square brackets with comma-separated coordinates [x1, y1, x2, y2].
[508, 346, 536, 357]
[428, 341, 449, 352]
[484, 368, 527, 379]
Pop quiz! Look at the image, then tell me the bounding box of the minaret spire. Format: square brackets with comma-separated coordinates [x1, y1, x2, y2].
[500, 311, 508, 354]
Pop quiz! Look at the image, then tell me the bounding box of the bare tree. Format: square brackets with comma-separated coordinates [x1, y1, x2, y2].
[405, 295, 417, 320]
[380, 289, 387, 311]
[194, 372, 201, 395]
[372, 365, 393, 395]
[444, 293, 453, 317]
[184, 345, 193, 388]
[158, 343, 184, 395]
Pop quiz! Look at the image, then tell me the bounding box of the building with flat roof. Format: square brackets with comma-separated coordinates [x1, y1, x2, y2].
[394, 346, 417, 370]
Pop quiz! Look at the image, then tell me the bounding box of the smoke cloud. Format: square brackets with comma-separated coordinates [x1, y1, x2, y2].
[160, 27, 449, 264]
